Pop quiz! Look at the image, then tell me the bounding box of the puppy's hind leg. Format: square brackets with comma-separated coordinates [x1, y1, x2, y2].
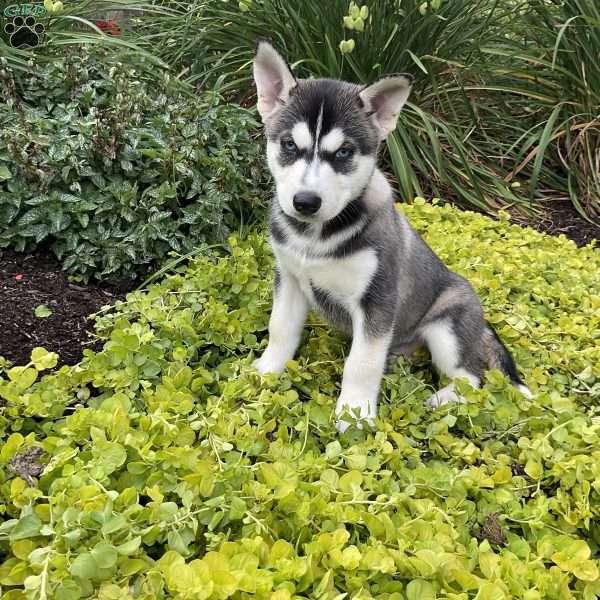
[419, 318, 482, 409]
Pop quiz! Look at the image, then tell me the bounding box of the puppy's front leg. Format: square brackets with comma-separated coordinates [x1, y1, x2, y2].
[335, 320, 392, 433]
[254, 267, 309, 374]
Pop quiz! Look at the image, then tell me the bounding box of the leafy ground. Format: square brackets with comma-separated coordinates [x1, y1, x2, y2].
[0, 202, 599, 599]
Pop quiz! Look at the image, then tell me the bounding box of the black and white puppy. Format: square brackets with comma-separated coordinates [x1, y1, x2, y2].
[252, 39, 530, 432]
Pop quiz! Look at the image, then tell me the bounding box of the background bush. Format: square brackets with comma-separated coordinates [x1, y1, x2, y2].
[0, 203, 599, 598]
[0, 47, 269, 282]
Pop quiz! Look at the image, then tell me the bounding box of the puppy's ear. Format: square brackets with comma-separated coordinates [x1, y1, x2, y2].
[253, 38, 296, 123]
[359, 74, 414, 140]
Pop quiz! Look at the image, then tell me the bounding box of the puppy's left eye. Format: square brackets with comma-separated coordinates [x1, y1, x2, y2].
[335, 146, 354, 159]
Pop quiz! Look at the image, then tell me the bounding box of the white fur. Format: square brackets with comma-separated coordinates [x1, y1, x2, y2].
[359, 76, 413, 140]
[420, 320, 480, 408]
[419, 320, 461, 376]
[271, 212, 367, 259]
[254, 273, 309, 374]
[426, 383, 467, 409]
[268, 170, 392, 261]
[255, 236, 385, 431]
[291, 122, 313, 150]
[335, 326, 392, 432]
[313, 104, 324, 159]
[319, 128, 345, 153]
[276, 245, 378, 309]
[518, 384, 533, 398]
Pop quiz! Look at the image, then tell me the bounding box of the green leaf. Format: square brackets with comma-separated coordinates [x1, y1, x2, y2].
[406, 579, 435, 600]
[34, 305, 53, 319]
[10, 514, 42, 540]
[91, 543, 118, 569]
[8, 366, 38, 389]
[101, 515, 128, 536]
[55, 579, 82, 600]
[69, 553, 97, 580]
[0, 165, 11, 180]
[30, 347, 58, 370]
[229, 497, 246, 521]
[115, 536, 141, 556]
[524, 460, 543, 480]
[0, 433, 24, 462]
[325, 440, 342, 461]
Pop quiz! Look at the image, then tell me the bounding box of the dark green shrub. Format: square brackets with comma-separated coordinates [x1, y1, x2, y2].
[0, 48, 269, 282]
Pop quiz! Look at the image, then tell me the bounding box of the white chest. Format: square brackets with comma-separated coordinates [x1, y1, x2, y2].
[275, 244, 378, 311]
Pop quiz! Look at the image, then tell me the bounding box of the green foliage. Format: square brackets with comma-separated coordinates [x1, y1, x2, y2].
[0, 0, 168, 75]
[0, 47, 269, 282]
[501, 0, 600, 220]
[1, 203, 599, 598]
[135, 0, 600, 222]
[138, 0, 530, 212]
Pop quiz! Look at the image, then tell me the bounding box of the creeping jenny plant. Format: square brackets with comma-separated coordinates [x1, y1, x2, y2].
[0, 201, 599, 599]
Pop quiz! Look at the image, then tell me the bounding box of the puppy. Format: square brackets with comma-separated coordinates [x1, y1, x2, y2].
[252, 39, 530, 432]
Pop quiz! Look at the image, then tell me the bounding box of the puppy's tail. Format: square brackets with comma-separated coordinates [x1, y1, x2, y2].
[483, 324, 532, 397]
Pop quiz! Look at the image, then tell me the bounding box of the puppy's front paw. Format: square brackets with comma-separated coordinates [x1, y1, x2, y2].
[253, 354, 284, 375]
[426, 384, 467, 410]
[335, 394, 375, 433]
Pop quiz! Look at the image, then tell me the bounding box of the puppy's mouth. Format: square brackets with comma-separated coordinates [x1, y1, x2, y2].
[279, 207, 319, 230]
[290, 211, 320, 224]
[280, 201, 343, 225]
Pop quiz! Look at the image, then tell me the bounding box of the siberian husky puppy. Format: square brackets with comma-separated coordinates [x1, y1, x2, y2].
[252, 39, 530, 432]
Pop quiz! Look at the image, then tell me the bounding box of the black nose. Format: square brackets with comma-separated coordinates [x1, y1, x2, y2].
[293, 192, 321, 215]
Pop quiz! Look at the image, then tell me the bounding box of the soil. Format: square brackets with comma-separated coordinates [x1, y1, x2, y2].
[520, 200, 600, 248]
[0, 248, 123, 367]
[0, 202, 597, 369]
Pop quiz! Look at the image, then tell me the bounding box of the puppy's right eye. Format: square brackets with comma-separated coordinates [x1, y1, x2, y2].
[281, 139, 298, 153]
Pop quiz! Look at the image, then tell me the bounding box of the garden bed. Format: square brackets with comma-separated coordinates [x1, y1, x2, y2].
[524, 200, 599, 248]
[0, 202, 597, 369]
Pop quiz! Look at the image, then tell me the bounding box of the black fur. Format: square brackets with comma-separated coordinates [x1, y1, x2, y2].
[487, 325, 524, 385]
[269, 79, 378, 156]
[321, 197, 367, 238]
[360, 247, 399, 338]
[283, 211, 310, 235]
[273, 265, 281, 290]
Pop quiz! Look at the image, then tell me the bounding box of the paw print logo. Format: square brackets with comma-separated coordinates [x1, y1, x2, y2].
[4, 16, 45, 49]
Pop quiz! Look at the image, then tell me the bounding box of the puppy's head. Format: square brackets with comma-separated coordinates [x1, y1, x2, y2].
[253, 39, 413, 223]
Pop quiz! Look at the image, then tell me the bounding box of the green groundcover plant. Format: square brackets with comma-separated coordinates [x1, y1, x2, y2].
[0, 202, 599, 599]
[0, 46, 268, 282]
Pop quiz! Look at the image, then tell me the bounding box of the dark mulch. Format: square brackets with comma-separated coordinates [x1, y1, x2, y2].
[522, 200, 599, 248]
[0, 249, 124, 367]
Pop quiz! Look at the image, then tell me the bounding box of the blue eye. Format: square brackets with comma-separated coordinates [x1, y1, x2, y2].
[335, 146, 353, 159]
[282, 139, 298, 152]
